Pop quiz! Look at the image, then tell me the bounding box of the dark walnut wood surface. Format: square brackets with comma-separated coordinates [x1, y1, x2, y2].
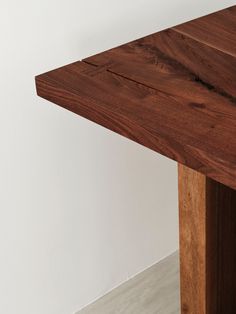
[36, 6, 236, 190]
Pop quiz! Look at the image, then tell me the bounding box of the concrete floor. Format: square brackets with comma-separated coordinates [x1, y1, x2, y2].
[77, 252, 180, 314]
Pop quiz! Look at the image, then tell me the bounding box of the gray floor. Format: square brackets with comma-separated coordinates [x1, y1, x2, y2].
[77, 252, 180, 314]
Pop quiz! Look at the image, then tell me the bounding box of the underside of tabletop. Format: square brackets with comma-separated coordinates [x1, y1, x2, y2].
[36, 5, 236, 190]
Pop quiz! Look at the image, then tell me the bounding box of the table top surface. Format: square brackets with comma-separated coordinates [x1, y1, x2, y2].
[36, 5, 236, 190]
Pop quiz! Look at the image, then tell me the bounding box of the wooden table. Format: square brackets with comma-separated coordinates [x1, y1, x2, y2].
[36, 6, 236, 313]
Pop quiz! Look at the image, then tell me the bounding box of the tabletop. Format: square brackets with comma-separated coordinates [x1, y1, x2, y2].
[36, 5, 236, 190]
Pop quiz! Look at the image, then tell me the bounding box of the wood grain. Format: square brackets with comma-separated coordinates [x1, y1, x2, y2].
[178, 163, 236, 314]
[36, 5, 236, 189]
[178, 164, 207, 314]
[35, 7, 236, 313]
[173, 6, 236, 57]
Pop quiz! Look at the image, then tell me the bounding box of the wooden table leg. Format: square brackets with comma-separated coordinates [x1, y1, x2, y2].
[178, 163, 236, 314]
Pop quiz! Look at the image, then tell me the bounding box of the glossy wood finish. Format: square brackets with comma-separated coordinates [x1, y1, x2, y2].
[36, 5, 236, 190]
[179, 164, 236, 314]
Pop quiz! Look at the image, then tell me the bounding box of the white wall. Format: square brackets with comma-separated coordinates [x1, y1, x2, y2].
[0, 1, 234, 314]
